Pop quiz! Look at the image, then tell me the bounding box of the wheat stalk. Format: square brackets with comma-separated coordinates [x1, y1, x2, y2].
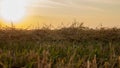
[87, 60, 90, 68]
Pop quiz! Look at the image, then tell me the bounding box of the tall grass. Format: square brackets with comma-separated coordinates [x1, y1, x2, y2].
[0, 23, 120, 68]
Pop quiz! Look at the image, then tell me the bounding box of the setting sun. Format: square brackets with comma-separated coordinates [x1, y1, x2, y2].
[0, 0, 27, 23]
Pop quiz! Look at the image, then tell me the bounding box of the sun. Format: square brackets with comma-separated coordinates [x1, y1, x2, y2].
[0, 0, 27, 23]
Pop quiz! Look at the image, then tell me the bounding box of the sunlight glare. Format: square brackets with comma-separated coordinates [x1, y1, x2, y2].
[0, 0, 27, 23]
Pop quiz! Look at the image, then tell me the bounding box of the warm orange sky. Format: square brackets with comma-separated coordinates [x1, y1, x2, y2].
[0, 0, 120, 28]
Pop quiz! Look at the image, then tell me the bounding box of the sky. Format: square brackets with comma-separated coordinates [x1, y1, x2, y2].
[0, 0, 120, 28]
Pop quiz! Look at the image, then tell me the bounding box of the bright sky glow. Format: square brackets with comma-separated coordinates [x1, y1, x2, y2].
[0, 0, 120, 28]
[0, 0, 27, 23]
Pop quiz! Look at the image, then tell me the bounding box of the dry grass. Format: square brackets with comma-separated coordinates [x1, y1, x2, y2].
[0, 23, 120, 68]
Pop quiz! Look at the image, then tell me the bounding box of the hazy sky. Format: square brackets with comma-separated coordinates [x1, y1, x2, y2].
[25, 0, 120, 28]
[29, 0, 120, 16]
[0, 0, 120, 28]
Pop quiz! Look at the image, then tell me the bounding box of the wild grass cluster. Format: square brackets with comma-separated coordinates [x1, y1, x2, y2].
[0, 23, 120, 68]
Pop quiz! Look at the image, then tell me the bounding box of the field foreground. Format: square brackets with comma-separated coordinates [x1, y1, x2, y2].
[0, 24, 120, 68]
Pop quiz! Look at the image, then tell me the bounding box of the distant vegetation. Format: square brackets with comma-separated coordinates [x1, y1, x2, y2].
[0, 23, 120, 68]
